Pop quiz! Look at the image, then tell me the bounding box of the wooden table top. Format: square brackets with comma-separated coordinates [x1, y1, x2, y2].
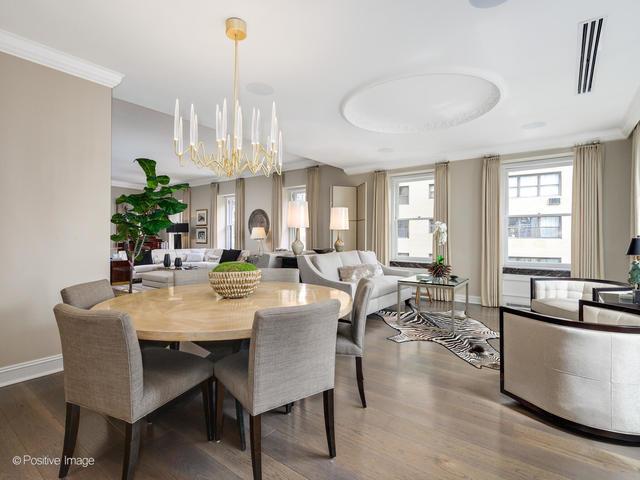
[92, 282, 353, 342]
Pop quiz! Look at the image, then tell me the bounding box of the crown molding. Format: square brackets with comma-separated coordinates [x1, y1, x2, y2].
[342, 127, 625, 175]
[622, 86, 640, 137]
[0, 29, 124, 88]
[111, 180, 144, 189]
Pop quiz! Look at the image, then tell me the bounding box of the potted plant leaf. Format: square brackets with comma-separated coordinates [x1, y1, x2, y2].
[110, 158, 189, 292]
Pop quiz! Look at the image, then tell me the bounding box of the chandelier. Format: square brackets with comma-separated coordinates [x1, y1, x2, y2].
[173, 17, 283, 177]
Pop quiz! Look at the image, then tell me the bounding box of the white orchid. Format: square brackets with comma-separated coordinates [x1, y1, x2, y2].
[433, 221, 448, 246]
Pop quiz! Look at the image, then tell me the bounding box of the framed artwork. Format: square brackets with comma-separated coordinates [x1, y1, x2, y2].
[248, 208, 270, 234]
[195, 227, 208, 244]
[196, 209, 208, 226]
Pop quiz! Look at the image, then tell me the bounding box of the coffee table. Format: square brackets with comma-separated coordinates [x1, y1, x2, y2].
[397, 275, 469, 332]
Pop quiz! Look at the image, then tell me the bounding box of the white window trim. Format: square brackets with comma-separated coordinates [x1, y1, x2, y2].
[222, 194, 235, 249]
[501, 156, 573, 271]
[389, 171, 434, 263]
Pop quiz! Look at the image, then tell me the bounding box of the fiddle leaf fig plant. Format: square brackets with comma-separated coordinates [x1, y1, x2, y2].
[111, 158, 189, 292]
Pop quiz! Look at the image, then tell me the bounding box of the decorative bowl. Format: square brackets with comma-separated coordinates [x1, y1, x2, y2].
[208, 270, 262, 298]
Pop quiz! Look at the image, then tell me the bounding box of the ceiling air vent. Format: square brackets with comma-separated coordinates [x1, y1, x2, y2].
[577, 17, 604, 94]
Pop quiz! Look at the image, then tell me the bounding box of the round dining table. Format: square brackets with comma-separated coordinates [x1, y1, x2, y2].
[91, 281, 353, 342]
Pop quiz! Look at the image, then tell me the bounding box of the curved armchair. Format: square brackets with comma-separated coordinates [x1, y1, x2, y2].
[500, 301, 640, 442]
[530, 277, 630, 320]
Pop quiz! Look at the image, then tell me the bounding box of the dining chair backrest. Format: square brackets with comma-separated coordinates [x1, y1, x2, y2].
[248, 299, 340, 415]
[259, 268, 300, 283]
[60, 279, 115, 309]
[350, 279, 375, 350]
[53, 303, 143, 422]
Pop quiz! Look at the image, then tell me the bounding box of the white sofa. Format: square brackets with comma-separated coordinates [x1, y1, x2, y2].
[530, 277, 630, 321]
[501, 301, 640, 442]
[133, 248, 250, 279]
[297, 250, 413, 315]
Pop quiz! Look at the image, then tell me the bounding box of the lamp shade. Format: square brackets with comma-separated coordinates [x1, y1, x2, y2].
[627, 236, 640, 255]
[330, 207, 349, 230]
[287, 201, 309, 228]
[166, 222, 189, 233]
[250, 226, 267, 240]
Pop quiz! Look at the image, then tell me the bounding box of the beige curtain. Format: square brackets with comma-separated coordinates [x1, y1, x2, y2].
[433, 163, 450, 301]
[632, 124, 640, 237]
[271, 173, 284, 251]
[306, 166, 319, 249]
[234, 178, 245, 250]
[571, 144, 603, 278]
[481, 156, 501, 307]
[371, 171, 389, 264]
[182, 187, 192, 248]
[210, 182, 218, 248]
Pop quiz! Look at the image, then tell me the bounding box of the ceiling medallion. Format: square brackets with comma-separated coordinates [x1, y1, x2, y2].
[342, 73, 501, 134]
[173, 17, 283, 177]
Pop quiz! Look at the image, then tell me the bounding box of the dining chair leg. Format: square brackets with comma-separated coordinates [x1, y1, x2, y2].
[322, 389, 336, 458]
[235, 399, 246, 451]
[215, 380, 224, 442]
[169, 342, 180, 350]
[59, 403, 80, 478]
[355, 357, 367, 408]
[284, 402, 293, 414]
[201, 378, 214, 441]
[122, 420, 142, 480]
[249, 414, 262, 480]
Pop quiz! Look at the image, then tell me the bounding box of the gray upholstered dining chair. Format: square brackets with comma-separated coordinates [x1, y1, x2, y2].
[259, 267, 300, 283]
[214, 300, 341, 480]
[336, 278, 374, 408]
[60, 279, 177, 350]
[53, 304, 214, 480]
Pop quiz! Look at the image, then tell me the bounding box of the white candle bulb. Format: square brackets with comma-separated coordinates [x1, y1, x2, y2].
[194, 114, 198, 146]
[215, 104, 220, 141]
[227, 134, 231, 157]
[256, 109, 261, 144]
[178, 117, 183, 153]
[237, 106, 243, 151]
[251, 108, 256, 144]
[189, 104, 195, 146]
[173, 98, 180, 141]
[270, 102, 276, 144]
[222, 99, 227, 139]
[278, 131, 283, 166]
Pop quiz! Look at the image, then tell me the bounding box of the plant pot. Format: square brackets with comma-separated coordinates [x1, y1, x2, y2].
[209, 270, 262, 299]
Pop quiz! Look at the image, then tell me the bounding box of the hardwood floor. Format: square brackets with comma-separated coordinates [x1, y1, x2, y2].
[1, 302, 640, 479]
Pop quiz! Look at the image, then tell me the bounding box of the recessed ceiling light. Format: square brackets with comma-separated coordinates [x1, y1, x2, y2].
[246, 82, 274, 95]
[378, 147, 394, 153]
[522, 121, 546, 130]
[469, 0, 508, 8]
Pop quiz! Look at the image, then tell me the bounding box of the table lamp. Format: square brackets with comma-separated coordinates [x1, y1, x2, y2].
[287, 201, 309, 255]
[627, 236, 640, 303]
[166, 222, 189, 249]
[250, 226, 267, 255]
[330, 207, 349, 252]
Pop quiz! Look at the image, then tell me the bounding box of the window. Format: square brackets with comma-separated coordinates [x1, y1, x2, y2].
[224, 195, 235, 249]
[503, 159, 572, 268]
[508, 215, 562, 238]
[509, 172, 561, 198]
[398, 186, 409, 205]
[390, 173, 435, 261]
[428, 184, 435, 199]
[284, 186, 306, 248]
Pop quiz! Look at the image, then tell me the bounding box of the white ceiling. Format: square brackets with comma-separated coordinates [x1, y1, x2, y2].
[1, 0, 640, 181]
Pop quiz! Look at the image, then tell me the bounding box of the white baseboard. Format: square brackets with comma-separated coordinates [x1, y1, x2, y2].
[0, 354, 63, 388]
[454, 294, 481, 305]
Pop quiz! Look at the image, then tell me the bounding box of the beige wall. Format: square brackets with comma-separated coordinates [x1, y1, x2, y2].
[0, 52, 112, 368]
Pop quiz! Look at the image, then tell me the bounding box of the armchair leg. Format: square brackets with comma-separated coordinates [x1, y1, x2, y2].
[235, 399, 246, 451]
[355, 357, 367, 408]
[201, 378, 214, 441]
[215, 380, 224, 442]
[122, 420, 142, 480]
[59, 403, 80, 478]
[322, 389, 336, 458]
[249, 414, 262, 480]
[169, 342, 180, 350]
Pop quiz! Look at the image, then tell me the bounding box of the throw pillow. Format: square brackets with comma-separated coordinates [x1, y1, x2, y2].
[186, 252, 205, 262]
[338, 263, 383, 282]
[219, 249, 242, 263]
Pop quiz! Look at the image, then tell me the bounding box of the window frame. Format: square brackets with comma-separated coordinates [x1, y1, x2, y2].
[501, 156, 572, 271]
[507, 214, 563, 239]
[508, 171, 562, 198]
[389, 172, 435, 263]
[223, 194, 235, 249]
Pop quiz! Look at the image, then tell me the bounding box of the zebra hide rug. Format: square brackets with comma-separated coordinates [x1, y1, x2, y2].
[376, 303, 500, 370]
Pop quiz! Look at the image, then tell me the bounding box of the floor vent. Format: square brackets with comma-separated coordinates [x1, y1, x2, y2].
[577, 17, 604, 94]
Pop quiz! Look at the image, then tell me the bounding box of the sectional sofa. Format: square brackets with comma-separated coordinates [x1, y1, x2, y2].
[133, 248, 250, 279]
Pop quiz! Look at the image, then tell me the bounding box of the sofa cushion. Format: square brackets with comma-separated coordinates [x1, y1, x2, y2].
[370, 275, 405, 298]
[219, 249, 242, 263]
[338, 251, 362, 267]
[311, 253, 343, 281]
[186, 252, 205, 262]
[358, 250, 378, 265]
[531, 298, 579, 321]
[204, 249, 221, 262]
[134, 264, 159, 274]
[151, 249, 170, 264]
